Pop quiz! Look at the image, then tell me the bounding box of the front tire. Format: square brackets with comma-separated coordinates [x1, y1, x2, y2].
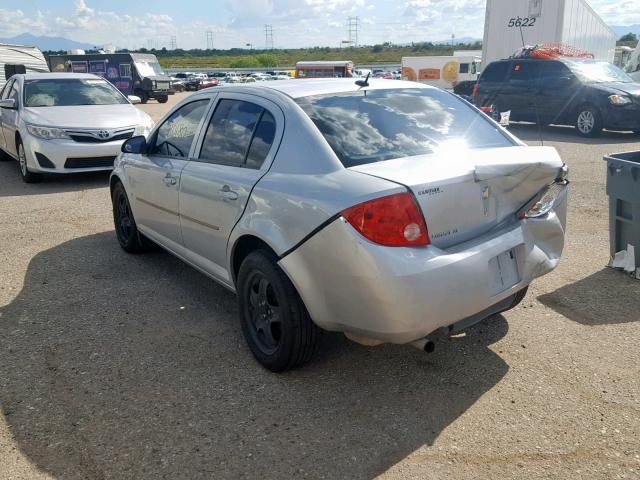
[17, 139, 42, 183]
[111, 182, 152, 253]
[157, 96, 169, 104]
[575, 105, 602, 137]
[237, 250, 320, 372]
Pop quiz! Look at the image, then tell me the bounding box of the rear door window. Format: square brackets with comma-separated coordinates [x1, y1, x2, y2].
[481, 62, 510, 82]
[509, 61, 539, 86]
[150, 99, 209, 158]
[1, 79, 14, 99]
[199, 99, 276, 169]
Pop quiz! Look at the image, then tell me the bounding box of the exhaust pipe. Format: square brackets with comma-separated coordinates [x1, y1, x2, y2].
[410, 337, 435, 353]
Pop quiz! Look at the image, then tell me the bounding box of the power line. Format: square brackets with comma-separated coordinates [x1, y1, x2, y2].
[264, 24, 274, 50]
[206, 30, 214, 50]
[169, 35, 177, 50]
[347, 16, 360, 47]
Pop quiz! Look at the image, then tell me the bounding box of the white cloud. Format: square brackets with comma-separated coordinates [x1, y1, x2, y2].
[0, 0, 637, 51]
[591, 0, 640, 25]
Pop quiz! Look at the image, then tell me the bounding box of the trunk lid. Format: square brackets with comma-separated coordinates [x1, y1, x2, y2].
[350, 146, 564, 248]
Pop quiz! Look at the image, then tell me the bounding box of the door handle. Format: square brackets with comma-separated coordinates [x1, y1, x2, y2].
[219, 185, 239, 201]
[163, 173, 177, 186]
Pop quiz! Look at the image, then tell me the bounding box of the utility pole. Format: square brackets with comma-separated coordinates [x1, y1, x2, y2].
[206, 30, 214, 50]
[169, 36, 177, 50]
[264, 24, 274, 50]
[347, 16, 360, 47]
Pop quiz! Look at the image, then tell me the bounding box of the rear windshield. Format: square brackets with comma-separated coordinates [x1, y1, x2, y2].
[24, 78, 128, 107]
[296, 88, 514, 167]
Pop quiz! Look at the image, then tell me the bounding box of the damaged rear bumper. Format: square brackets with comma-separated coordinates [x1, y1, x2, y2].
[278, 189, 567, 344]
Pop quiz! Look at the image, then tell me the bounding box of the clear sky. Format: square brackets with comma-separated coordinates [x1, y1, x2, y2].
[0, 0, 638, 50]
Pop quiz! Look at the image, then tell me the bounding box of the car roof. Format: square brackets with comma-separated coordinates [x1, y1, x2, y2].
[18, 72, 104, 81]
[494, 57, 604, 65]
[214, 78, 432, 99]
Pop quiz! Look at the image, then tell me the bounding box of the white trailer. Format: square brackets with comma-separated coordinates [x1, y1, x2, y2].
[0, 44, 49, 88]
[401, 55, 481, 90]
[482, 0, 616, 66]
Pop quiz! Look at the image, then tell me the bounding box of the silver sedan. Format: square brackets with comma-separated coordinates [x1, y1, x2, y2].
[111, 79, 568, 371]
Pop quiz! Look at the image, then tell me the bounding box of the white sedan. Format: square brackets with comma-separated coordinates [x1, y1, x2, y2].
[0, 73, 154, 183]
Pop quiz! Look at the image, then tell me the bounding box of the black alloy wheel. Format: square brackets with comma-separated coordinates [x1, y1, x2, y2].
[237, 250, 320, 371]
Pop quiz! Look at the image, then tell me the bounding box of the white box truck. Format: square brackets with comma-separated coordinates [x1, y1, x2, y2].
[401, 55, 481, 90]
[482, 0, 616, 66]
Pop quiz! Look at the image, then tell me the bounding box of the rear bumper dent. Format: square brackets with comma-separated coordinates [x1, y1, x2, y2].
[278, 189, 567, 344]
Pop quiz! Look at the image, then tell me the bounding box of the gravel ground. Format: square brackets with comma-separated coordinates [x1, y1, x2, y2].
[1, 92, 639, 479]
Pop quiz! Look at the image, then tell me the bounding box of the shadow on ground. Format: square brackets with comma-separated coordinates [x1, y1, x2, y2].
[0, 159, 109, 197]
[539, 268, 640, 326]
[0, 232, 509, 479]
[508, 123, 640, 146]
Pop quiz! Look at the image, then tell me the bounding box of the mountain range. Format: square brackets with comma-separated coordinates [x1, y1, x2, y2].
[0, 33, 95, 52]
[611, 25, 640, 38]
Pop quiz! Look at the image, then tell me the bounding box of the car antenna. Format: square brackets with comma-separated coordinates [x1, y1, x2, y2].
[355, 72, 370, 88]
[520, 24, 544, 146]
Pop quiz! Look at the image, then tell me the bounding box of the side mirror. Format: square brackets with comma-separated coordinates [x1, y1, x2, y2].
[128, 95, 142, 105]
[0, 98, 16, 109]
[122, 135, 147, 154]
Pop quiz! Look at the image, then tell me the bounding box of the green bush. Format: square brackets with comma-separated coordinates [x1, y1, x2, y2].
[229, 57, 261, 68]
[255, 54, 278, 67]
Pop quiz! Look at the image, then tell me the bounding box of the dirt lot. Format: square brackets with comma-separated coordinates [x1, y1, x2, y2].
[1, 92, 639, 479]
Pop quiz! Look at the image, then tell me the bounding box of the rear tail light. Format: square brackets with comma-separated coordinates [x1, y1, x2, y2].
[518, 180, 569, 219]
[341, 192, 430, 247]
[479, 106, 493, 113]
[472, 83, 479, 99]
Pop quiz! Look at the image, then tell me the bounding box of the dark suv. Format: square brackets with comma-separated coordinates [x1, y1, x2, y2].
[474, 58, 640, 137]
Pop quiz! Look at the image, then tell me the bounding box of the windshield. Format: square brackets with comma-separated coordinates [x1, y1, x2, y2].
[568, 61, 633, 83]
[296, 88, 514, 167]
[24, 78, 128, 107]
[134, 60, 164, 77]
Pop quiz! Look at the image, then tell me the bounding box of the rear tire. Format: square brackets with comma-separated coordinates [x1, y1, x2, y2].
[575, 105, 602, 137]
[111, 182, 153, 253]
[17, 139, 42, 183]
[157, 96, 169, 104]
[237, 250, 320, 372]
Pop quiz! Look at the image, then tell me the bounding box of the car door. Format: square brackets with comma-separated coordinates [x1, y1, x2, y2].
[0, 78, 20, 156]
[179, 94, 282, 283]
[476, 61, 510, 110]
[0, 79, 14, 153]
[502, 60, 540, 122]
[125, 98, 211, 248]
[537, 61, 581, 125]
